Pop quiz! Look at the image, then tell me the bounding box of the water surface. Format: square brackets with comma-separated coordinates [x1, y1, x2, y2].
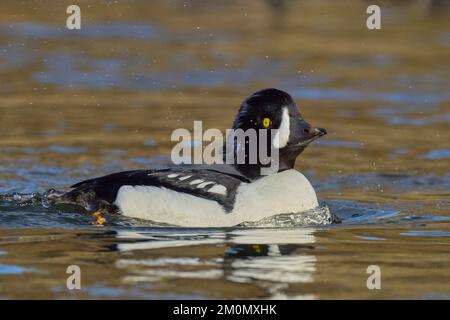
[0, 1, 449, 299]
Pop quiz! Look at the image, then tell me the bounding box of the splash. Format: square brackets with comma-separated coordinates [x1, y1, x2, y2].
[0, 191, 339, 228]
[238, 205, 339, 228]
[0, 189, 64, 208]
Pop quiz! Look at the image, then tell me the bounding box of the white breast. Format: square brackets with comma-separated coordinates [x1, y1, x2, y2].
[115, 169, 318, 227]
[231, 170, 318, 223]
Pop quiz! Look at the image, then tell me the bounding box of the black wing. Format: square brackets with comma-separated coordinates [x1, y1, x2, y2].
[60, 166, 249, 212]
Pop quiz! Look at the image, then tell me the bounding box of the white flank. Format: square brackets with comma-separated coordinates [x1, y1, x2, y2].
[207, 184, 227, 196]
[115, 186, 226, 227]
[115, 169, 318, 227]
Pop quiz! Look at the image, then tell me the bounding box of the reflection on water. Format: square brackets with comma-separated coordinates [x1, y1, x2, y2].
[422, 149, 450, 160]
[400, 230, 450, 237]
[0, 0, 449, 299]
[0, 264, 32, 275]
[0, 22, 163, 40]
[1, 223, 449, 299]
[116, 228, 318, 299]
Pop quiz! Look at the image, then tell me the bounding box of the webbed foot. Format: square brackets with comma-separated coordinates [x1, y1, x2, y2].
[92, 210, 107, 227]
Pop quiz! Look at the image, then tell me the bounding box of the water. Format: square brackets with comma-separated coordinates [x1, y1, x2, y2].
[0, 1, 449, 299]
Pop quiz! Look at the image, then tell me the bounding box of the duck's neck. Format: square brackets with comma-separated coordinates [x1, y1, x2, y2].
[224, 145, 304, 180]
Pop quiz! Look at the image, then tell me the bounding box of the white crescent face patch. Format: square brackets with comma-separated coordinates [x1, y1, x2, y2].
[273, 107, 290, 149]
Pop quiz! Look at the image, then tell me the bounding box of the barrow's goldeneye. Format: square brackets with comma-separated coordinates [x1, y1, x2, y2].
[52, 88, 326, 227]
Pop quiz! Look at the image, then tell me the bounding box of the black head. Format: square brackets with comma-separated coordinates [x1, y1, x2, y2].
[229, 88, 326, 179]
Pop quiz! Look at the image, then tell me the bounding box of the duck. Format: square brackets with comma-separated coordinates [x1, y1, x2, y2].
[51, 88, 327, 227]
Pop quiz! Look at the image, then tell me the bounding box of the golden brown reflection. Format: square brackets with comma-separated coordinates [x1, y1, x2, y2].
[0, 0, 449, 299]
[1, 223, 449, 299]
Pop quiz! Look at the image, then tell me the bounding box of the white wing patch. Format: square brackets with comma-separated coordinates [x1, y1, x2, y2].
[167, 173, 180, 178]
[189, 179, 205, 185]
[197, 181, 215, 189]
[178, 175, 192, 181]
[207, 184, 227, 196]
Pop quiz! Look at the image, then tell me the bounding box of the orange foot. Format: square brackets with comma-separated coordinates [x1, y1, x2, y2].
[92, 210, 107, 227]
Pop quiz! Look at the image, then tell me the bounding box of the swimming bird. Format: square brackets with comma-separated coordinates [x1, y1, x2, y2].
[52, 88, 326, 227]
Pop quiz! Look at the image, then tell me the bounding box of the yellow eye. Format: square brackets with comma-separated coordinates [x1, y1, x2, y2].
[262, 117, 271, 128]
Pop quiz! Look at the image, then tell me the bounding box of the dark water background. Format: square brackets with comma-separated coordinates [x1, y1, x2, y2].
[0, 0, 449, 299]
